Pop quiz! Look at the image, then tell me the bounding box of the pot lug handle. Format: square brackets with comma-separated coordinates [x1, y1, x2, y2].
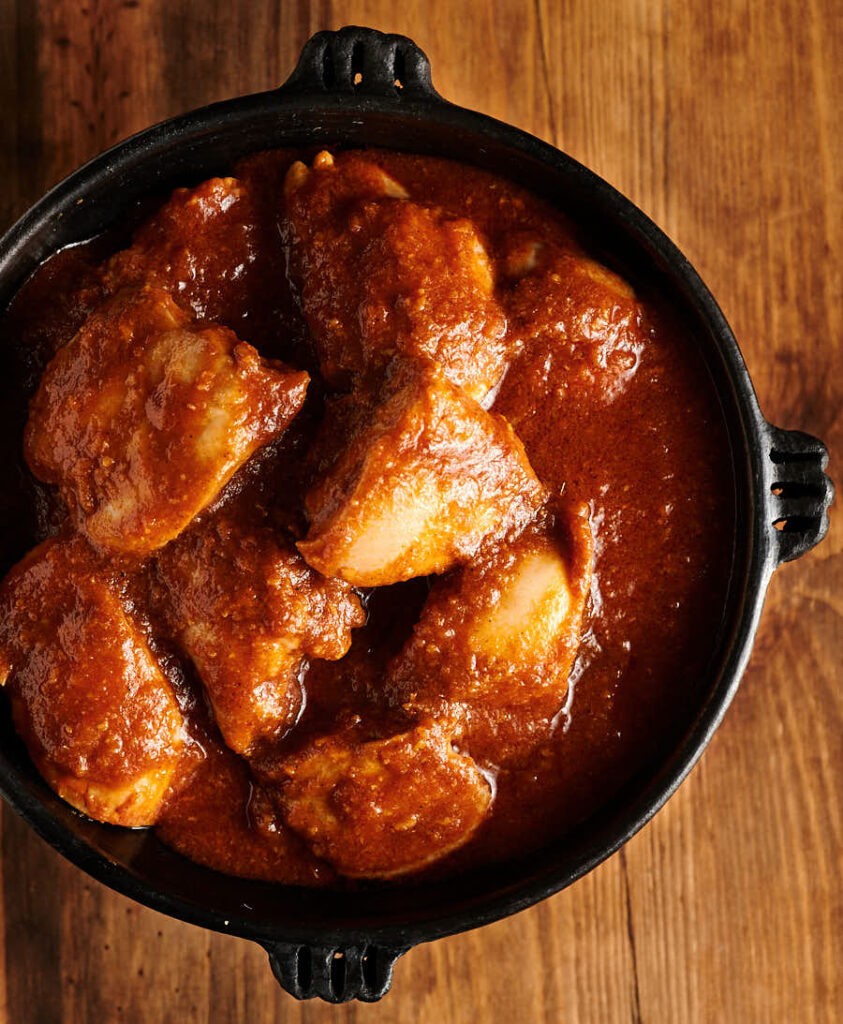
[279, 26, 440, 102]
[764, 423, 834, 565]
[262, 940, 410, 1002]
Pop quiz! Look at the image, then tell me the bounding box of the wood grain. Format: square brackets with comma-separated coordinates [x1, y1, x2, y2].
[0, 1, 840, 1020]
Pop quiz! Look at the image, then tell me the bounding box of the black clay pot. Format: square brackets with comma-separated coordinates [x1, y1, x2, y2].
[0, 27, 833, 1003]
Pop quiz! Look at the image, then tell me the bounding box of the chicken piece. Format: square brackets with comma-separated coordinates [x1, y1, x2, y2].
[298, 362, 545, 586]
[25, 286, 309, 556]
[285, 148, 410, 202]
[0, 537, 186, 826]
[102, 176, 284, 348]
[155, 515, 364, 757]
[276, 722, 492, 878]
[388, 502, 593, 710]
[156, 743, 336, 885]
[284, 150, 508, 399]
[502, 241, 645, 404]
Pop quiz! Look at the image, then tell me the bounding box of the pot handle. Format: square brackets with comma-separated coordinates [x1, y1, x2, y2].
[765, 424, 834, 565]
[262, 940, 410, 1002]
[279, 26, 440, 102]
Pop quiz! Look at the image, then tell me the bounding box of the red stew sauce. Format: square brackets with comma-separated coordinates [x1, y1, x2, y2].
[0, 149, 734, 886]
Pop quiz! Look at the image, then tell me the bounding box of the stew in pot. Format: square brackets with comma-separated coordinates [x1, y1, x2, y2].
[0, 148, 734, 885]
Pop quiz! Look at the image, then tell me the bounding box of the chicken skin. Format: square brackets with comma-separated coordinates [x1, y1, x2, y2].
[25, 286, 309, 556]
[298, 361, 545, 586]
[155, 515, 364, 757]
[276, 722, 492, 878]
[388, 502, 593, 711]
[284, 150, 508, 399]
[0, 537, 186, 826]
[502, 240, 645, 404]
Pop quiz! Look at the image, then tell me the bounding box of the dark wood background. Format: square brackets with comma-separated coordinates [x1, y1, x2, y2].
[0, 1, 840, 1021]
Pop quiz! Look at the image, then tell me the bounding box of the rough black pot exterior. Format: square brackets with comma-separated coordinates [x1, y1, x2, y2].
[0, 27, 833, 1004]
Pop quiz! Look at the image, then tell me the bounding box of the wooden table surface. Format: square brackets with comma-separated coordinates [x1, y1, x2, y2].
[0, 1, 840, 1021]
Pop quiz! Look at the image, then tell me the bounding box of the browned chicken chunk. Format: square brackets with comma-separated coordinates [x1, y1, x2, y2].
[155, 515, 364, 757]
[102, 176, 283, 347]
[157, 743, 336, 885]
[284, 150, 508, 398]
[0, 538, 186, 826]
[298, 362, 545, 586]
[388, 502, 593, 711]
[503, 241, 646, 405]
[25, 286, 309, 556]
[276, 722, 492, 878]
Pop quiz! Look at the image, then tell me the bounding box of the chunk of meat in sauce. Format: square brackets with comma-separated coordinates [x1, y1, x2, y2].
[157, 744, 336, 885]
[298, 361, 545, 586]
[102, 176, 285, 348]
[502, 240, 646, 406]
[389, 501, 593, 715]
[284, 151, 508, 399]
[0, 537, 186, 826]
[276, 721, 492, 878]
[24, 286, 309, 556]
[154, 515, 364, 757]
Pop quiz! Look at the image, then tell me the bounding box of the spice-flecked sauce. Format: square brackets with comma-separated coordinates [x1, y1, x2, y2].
[0, 148, 735, 886]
